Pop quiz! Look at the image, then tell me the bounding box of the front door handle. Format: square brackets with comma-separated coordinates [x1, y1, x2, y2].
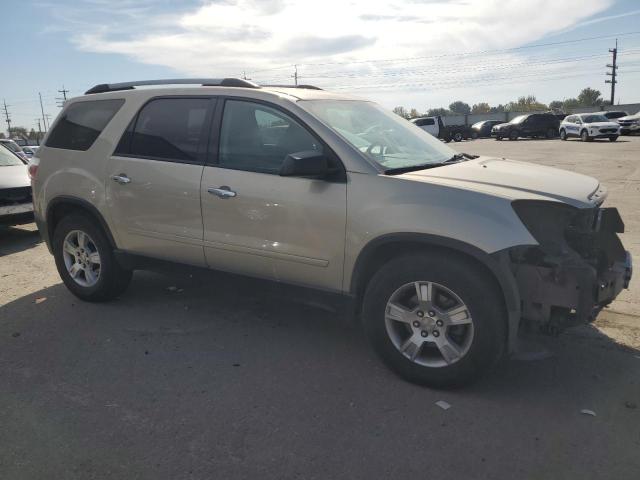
[111, 174, 131, 185]
[208, 186, 237, 199]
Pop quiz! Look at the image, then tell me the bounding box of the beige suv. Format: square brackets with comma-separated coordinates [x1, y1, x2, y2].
[30, 79, 632, 386]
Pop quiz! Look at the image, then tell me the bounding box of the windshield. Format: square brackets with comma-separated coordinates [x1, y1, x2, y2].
[582, 114, 609, 123]
[299, 100, 456, 170]
[510, 115, 527, 124]
[0, 140, 21, 152]
[0, 145, 24, 166]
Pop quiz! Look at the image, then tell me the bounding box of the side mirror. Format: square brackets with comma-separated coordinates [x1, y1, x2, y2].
[280, 150, 328, 178]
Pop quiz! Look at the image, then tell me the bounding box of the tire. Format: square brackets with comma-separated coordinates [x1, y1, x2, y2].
[546, 128, 555, 139]
[52, 214, 132, 302]
[362, 253, 506, 387]
[560, 129, 567, 141]
[471, 131, 478, 139]
[495, 135, 503, 141]
[609, 135, 618, 142]
[453, 132, 463, 142]
[580, 130, 591, 142]
[508, 130, 519, 140]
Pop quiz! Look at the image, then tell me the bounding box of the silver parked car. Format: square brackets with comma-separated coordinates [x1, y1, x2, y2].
[0, 144, 34, 226]
[30, 79, 632, 386]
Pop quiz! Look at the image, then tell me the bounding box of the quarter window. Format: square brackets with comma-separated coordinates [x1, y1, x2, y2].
[46, 99, 124, 151]
[218, 100, 323, 174]
[116, 98, 210, 163]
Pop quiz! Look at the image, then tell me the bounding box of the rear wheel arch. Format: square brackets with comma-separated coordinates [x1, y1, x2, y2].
[46, 197, 117, 250]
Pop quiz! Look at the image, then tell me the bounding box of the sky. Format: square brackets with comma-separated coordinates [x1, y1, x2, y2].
[2, 0, 640, 132]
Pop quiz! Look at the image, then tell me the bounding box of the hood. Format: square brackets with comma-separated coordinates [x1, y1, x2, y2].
[493, 123, 510, 129]
[0, 164, 31, 189]
[618, 113, 640, 121]
[583, 121, 620, 128]
[398, 157, 602, 208]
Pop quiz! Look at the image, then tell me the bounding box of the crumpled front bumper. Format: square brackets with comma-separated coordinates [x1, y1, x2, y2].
[507, 206, 632, 330]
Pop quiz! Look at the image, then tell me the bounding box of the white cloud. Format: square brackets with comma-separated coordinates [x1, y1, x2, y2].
[66, 0, 614, 76]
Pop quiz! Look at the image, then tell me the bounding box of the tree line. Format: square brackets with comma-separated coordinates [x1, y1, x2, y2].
[0, 127, 42, 141]
[393, 87, 607, 119]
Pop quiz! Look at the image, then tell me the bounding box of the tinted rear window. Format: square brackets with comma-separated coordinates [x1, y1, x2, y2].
[46, 99, 124, 151]
[115, 98, 210, 163]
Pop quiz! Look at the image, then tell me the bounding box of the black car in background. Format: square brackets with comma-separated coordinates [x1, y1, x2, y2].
[491, 112, 560, 140]
[470, 120, 503, 138]
[603, 111, 629, 120]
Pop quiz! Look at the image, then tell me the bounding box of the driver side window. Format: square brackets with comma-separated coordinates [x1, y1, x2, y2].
[218, 100, 323, 174]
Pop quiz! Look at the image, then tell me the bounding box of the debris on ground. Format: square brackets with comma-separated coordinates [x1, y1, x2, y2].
[625, 401, 637, 409]
[11, 332, 20, 338]
[436, 400, 451, 410]
[580, 409, 597, 417]
[35, 297, 47, 304]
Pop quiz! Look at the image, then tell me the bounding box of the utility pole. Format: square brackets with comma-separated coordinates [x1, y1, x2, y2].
[56, 85, 69, 107]
[44, 114, 52, 131]
[605, 39, 618, 105]
[35, 118, 43, 144]
[2, 99, 12, 137]
[39, 92, 48, 133]
[292, 64, 298, 86]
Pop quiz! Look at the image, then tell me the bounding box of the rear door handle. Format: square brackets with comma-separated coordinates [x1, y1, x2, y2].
[208, 186, 237, 199]
[111, 174, 131, 185]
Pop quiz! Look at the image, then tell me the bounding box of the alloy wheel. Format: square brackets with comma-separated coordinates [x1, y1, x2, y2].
[62, 230, 101, 287]
[384, 281, 474, 367]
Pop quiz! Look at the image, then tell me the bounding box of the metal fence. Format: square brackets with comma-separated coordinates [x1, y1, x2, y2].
[441, 103, 640, 126]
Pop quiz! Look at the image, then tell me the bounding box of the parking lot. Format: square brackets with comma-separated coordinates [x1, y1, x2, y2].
[1, 137, 639, 479]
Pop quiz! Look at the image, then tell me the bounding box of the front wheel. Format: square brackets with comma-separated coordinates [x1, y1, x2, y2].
[508, 130, 519, 140]
[560, 129, 567, 140]
[453, 132, 463, 142]
[609, 135, 618, 142]
[471, 131, 478, 139]
[53, 214, 132, 302]
[362, 253, 506, 387]
[581, 130, 591, 142]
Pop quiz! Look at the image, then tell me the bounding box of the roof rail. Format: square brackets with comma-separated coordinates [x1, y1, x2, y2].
[84, 78, 259, 95]
[261, 84, 323, 90]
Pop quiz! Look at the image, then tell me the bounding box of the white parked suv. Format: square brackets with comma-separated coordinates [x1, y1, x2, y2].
[559, 113, 620, 142]
[30, 79, 632, 386]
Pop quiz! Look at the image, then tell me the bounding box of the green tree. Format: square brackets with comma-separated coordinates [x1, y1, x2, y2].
[448, 101, 471, 115]
[549, 100, 564, 111]
[577, 87, 603, 106]
[506, 95, 548, 112]
[471, 102, 491, 114]
[426, 107, 451, 116]
[562, 98, 580, 112]
[489, 104, 506, 113]
[392, 106, 410, 119]
[11, 126, 28, 138]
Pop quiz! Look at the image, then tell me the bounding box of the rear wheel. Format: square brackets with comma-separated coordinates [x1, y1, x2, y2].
[560, 129, 567, 140]
[581, 129, 591, 142]
[453, 132, 463, 142]
[509, 130, 519, 140]
[495, 135, 503, 141]
[53, 214, 132, 302]
[362, 253, 506, 387]
[609, 135, 618, 142]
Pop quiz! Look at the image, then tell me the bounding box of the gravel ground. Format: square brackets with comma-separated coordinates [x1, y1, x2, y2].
[1, 136, 639, 479]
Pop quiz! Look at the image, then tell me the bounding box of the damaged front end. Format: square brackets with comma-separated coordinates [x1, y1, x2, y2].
[507, 199, 632, 334]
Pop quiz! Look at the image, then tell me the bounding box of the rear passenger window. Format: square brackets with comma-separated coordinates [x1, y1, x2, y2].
[218, 100, 322, 174]
[423, 118, 435, 126]
[116, 98, 210, 163]
[46, 99, 124, 151]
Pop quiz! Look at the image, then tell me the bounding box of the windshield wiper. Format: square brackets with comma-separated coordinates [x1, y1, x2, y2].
[384, 163, 443, 175]
[443, 152, 478, 163]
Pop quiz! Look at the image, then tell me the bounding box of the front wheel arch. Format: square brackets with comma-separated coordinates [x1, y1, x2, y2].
[349, 234, 520, 347]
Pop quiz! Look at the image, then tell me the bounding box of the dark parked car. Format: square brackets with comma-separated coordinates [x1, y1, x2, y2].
[603, 111, 629, 120]
[470, 120, 503, 138]
[0, 143, 34, 226]
[491, 113, 560, 140]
